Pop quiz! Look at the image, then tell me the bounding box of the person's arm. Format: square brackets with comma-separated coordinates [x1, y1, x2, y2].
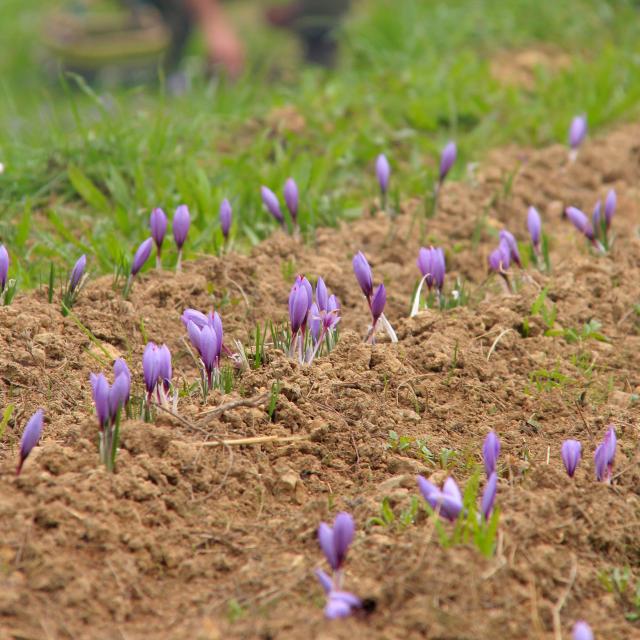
[185, 0, 245, 78]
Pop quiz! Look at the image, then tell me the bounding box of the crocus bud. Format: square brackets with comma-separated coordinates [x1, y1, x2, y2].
[69, 254, 86, 293]
[173, 205, 190, 250]
[376, 153, 390, 195]
[482, 431, 501, 477]
[604, 189, 616, 228]
[527, 206, 541, 249]
[417, 475, 463, 521]
[90, 373, 111, 427]
[594, 425, 616, 483]
[131, 238, 153, 276]
[150, 208, 168, 250]
[142, 342, 160, 396]
[318, 512, 355, 571]
[219, 199, 232, 240]
[113, 358, 131, 403]
[109, 373, 130, 418]
[569, 115, 587, 150]
[572, 621, 593, 640]
[499, 229, 521, 267]
[288, 276, 312, 334]
[158, 344, 172, 387]
[352, 251, 374, 298]
[488, 241, 511, 273]
[565, 207, 594, 241]
[261, 186, 284, 226]
[17, 409, 44, 475]
[481, 472, 497, 520]
[370, 284, 386, 323]
[561, 439, 582, 478]
[283, 178, 299, 223]
[439, 141, 457, 182]
[0, 244, 9, 291]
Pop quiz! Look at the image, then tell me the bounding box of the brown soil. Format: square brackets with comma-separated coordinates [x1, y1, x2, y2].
[2, 124, 640, 640]
[490, 46, 572, 90]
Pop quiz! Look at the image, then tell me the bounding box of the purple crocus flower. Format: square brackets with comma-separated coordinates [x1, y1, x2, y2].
[594, 425, 616, 483]
[318, 512, 355, 571]
[488, 241, 511, 273]
[481, 472, 498, 520]
[370, 284, 386, 323]
[289, 276, 312, 334]
[90, 373, 111, 428]
[417, 247, 446, 292]
[261, 186, 284, 226]
[439, 141, 457, 182]
[131, 238, 153, 276]
[187, 321, 222, 385]
[17, 409, 44, 475]
[325, 590, 362, 620]
[417, 476, 463, 521]
[352, 251, 374, 299]
[0, 244, 8, 291]
[499, 230, 521, 267]
[314, 570, 362, 619]
[113, 358, 131, 403]
[527, 206, 542, 250]
[284, 178, 299, 224]
[565, 207, 594, 240]
[109, 373, 130, 418]
[482, 431, 501, 477]
[173, 205, 190, 250]
[561, 439, 582, 478]
[572, 621, 593, 640]
[69, 255, 87, 292]
[150, 208, 168, 256]
[143, 342, 172, 400]
[376, 153, 391, 196]
[604, 189, 616, 228]
[219, 199, 232, 240]
[569, 115, 587, 150]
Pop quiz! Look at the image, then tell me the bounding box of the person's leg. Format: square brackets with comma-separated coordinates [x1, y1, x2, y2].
[140, 0, 194, 68]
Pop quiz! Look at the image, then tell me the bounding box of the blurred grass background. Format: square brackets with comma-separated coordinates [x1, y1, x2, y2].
[1, 0, 640, 287]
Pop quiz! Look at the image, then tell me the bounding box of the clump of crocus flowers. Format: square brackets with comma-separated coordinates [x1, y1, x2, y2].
[262, 179, 299, 233]
[565, 190, 615, 253]
[90, 358, 131, 471]
[61, 254, 87, 316]
[315, 512, 362, 620]
[411, 246, 445, 315]
[142, 342, 174, 409]
[488, 228, 521, 293]
[352, 251, 397, 343]
[16, 409, 44, 475]
[182, 308, 225, 398]
[288, 275, 341, 364]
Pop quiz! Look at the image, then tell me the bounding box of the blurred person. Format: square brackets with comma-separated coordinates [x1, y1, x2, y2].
[46, 0, 351, 81]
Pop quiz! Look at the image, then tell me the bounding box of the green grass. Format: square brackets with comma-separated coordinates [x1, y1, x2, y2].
[2, 0, 640, 289]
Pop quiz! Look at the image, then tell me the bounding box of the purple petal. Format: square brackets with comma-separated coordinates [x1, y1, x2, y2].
[332, 512, 355, 568]
[565, 207, 594, 240]
[261, 186, 284, 225]
[0, 244, 9, 290]
[569, 115, 587, 149]
[527, 206, 541, 248]
[315, 277, 329, 312]
[376, 154, 390, 195]
[109, 373, 130, 418]
[499, 229, 521, 267]
[69, 254, 87, 292]
[481, 472, 498, 520]
[131, 238, 153, 276]
[318, 522, 338, 570]
[439, 141, 457, 182]
[370, 284, 386, 322]
[561, 439, 582, 478]
[604, 189, 616, 228]
[142, 342, 159, 394]
[182, 308, 208, 329]
[284, 178, 299, 222]
[572, 621, 593, 640]
[482, 431, 501, 477]
[314, 568, 333, 594]
[219, 199, 232, 239]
